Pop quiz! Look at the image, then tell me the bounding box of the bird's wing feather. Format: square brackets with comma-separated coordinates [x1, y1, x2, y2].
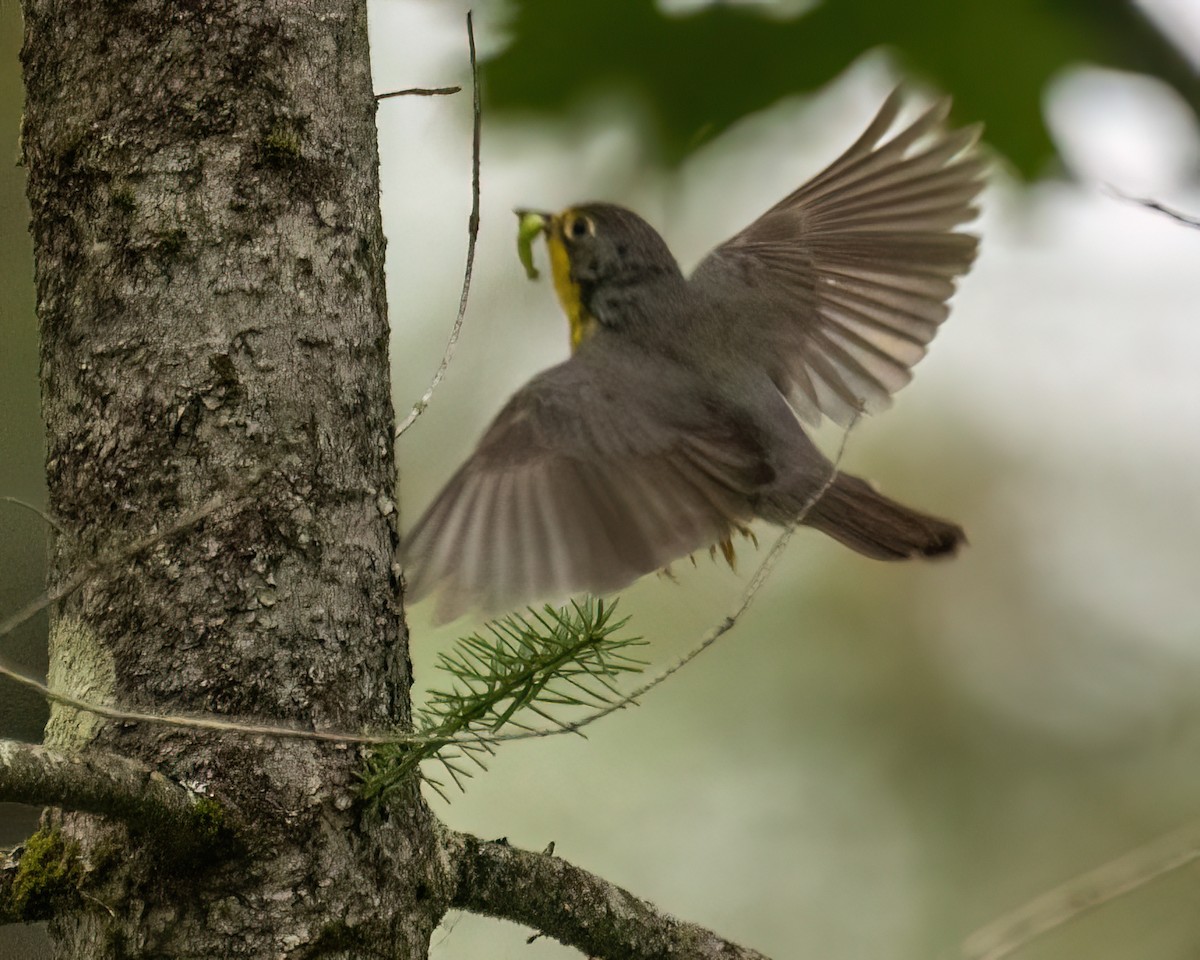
[402, 357, 768, 622]
[689, 89, 985, 426]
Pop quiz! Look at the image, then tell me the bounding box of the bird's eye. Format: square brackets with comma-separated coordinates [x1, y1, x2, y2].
[568, 214, 594, 240]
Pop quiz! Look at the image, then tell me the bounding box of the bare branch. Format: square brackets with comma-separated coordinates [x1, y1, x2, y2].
[443, 829, 771, 960]
[961, 818, 1200, 960]
[395, 11, 481, 438]
[0, 740, 204, 834]
[376, 85, 461, 100]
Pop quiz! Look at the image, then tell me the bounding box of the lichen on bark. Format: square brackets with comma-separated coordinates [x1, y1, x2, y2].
[44, 617, 115, 748]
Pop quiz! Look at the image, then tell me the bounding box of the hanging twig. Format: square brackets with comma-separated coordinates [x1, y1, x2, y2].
[0, 496, 64, 535]
[0, 662, 404, 745]
[395, 11, 481, 439]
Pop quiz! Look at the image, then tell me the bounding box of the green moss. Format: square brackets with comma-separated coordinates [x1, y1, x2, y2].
[8, 829, 82, 921]
[260, 123, 302, 168]
[189, 797, 229, 847]
[150, 796, 240, 870]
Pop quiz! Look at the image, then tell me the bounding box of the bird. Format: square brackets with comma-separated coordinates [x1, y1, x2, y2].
[403, 89, 985, 623]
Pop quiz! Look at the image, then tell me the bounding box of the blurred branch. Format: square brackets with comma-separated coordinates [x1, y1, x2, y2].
[1105, 186, 1200, 229]
[961, 819, 1200, 960]
[395, 10, 481, 439]
[443, 828, 771, 960]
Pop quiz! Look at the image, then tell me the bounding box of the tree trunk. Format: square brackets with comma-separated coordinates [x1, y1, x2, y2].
[22, 0, 444, 955]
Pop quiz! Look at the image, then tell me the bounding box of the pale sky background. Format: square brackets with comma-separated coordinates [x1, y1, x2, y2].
[368, 2, 1200, 958]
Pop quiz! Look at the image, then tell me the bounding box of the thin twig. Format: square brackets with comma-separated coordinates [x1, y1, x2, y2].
[0, 419, 855, 754]
[376, 85, 461, 101]
[0, 662, 403, 745]
[960, 819, 1200, 960]
[0, 470, 264, 646]
[1104, 185, 1200, 229]
[0, 495, 64, 535]
[395, 10, 481, 439]
[437, 415, 858, 749]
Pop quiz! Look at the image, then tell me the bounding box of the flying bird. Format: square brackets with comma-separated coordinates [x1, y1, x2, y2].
[404, 90, 984, 622]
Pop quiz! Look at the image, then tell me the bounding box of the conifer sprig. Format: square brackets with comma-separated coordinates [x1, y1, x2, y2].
[361, 597, 645, 801]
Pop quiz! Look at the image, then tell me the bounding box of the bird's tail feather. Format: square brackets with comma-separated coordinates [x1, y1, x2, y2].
[802, 472, 964, 560]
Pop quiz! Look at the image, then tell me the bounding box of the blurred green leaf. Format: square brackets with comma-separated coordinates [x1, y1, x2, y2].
[482, 0, 1200, 177]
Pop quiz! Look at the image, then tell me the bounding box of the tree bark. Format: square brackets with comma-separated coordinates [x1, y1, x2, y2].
[21, 0, 445, 955]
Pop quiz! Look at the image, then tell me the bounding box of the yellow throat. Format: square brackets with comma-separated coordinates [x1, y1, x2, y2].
[547, 214, 599, 352]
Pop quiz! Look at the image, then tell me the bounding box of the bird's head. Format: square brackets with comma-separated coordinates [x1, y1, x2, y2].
[515, 203, 682, 351]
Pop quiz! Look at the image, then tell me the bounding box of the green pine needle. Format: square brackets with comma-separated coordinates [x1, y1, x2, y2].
[360, 596, 645, 802]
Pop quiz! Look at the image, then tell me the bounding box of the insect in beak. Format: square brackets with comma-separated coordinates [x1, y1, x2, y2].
[514, 209, 552, 280]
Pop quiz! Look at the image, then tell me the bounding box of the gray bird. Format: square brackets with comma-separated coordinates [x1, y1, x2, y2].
[404, 90, 984, 622]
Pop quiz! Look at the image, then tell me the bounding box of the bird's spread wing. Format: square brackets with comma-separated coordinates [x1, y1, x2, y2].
[689, 89, 985, 426]
[402, 358, 769, 622]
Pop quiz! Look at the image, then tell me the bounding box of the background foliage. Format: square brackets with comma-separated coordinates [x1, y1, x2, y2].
[483, 0, 1200, 175]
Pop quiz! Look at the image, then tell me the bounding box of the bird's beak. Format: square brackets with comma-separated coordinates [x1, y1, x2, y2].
[515, 209, 552, 280]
